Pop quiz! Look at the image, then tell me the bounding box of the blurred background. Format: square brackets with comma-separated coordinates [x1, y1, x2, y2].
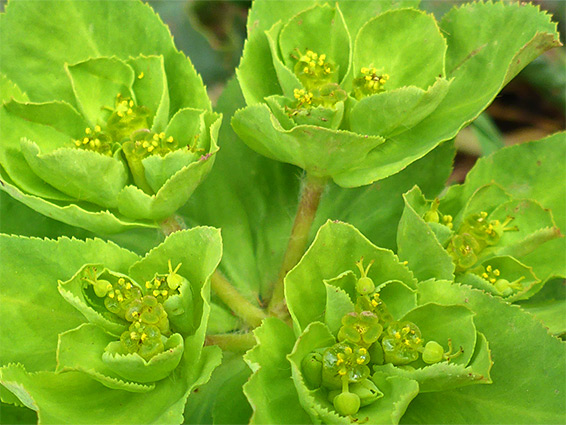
[148, 0, 565, 182]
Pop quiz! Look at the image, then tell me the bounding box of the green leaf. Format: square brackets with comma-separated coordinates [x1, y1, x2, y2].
[243, 318, 312, 424]
[57, 265, 130, 336]
[354, 9, 446, 90]
[458, 256, 540, 302]
[279, 4, 351, 83]
[66, 57, 135, 126]
[377, 280, 417, 321]
[0, 345, 222, 425]
[401, 280, 566, 424]
[128, 227, 222, 367]
[117, 115, 220, 221]
[286, 221, 416, 333]
[445, 133, 566, 232]
[397, 187, 455, 281]
[402, 304, 477, 367]
[141, 109, 218, 193]
[0, 235, 139, 372]
[337, 3, 560, 187]
[374, 330, 492, 392]
[519, 279, 566, 336]
[103, 334, 184, 383]
[127, 55, 170, 132]
[20, 139, 128, 208]
[286, 322, 342, 424]
[1, 0, 210, 113]
[0, 170, 158, 234]
[264, 21, 303, 98]
[183, 353, 252, 425]
[350, 78, 450, 138]
[324, 283, 355, 336]
[56, 323, 155, 393]
[232, 104, 385, 181]
[0, 73, 28, 103]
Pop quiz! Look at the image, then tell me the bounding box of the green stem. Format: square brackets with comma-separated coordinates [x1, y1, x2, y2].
[205, 333, 256, 352]
[268, 173, 327, 316]
[211, 271, 267, 329]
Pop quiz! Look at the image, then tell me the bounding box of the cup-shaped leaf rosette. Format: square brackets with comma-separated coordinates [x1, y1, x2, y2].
[234, 0, 560, 187]
[397, 183, 561, 302]
[56, 227, 221, 389]
[0, 1, 221, 234]
[242, 221, 493, 424]
[1, 55, 221, 231]
[0, 227, 223, 423]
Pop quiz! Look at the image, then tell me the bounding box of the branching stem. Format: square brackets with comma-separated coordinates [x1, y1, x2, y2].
[211, 271, 267, 329]
[268, 173, 327, 316]
[205, 332, 256, 352]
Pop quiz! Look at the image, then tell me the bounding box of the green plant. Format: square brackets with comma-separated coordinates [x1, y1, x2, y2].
[0, 1, 564, 424]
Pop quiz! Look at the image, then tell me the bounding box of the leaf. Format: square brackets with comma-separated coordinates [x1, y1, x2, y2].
[127, 55, 170, 132]
[402, 304, 477, 367]
[397, 187, 455, 281]
[116, 116, 220, 221]
[337, 2, 561, 187]
[66, 57, 135, 126]
[286, 220, 416, 333]
[458, 256, 540, 302]
[324, 283, 355, 336]
[142, 109, 219, 193]
[354, 9, 446, 90]
[518, 278, 566, 336]
[127, 227, 223, 368]
[232, 104, 385, 181]
[0, 169, 158, 235]
[0, 0, 210, 113]
[278, 4, 351, 83]
[401, 280, 566, 424]
[20, 139, 129, 208]
[446, 133, 566, 231]
[0, 235, 139, 372]
[56, 324, 155, 393]
[350, 78, 450, 138]
[243, 318, 312, 425]
[0, 73, 28, 103]
[377, 280, 417, 321]
[103, 334, 184, 383]
[183, 353, 251, 425]
[286, 322, 343, 424]
[57, 264, 129, 337]
[0, 344, 222, 425]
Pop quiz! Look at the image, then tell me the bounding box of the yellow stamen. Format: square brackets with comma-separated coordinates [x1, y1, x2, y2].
[138, 72, 144, 79]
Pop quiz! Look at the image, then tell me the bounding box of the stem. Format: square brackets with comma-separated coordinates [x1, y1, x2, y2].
[205, 333, 256, 352]
[268, 173, 327, 315]
[211, 271, 267, 329]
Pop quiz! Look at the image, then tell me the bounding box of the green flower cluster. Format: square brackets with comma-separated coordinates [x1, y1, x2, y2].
[233, 0, 560, 187]
[300, 258, 463, 417]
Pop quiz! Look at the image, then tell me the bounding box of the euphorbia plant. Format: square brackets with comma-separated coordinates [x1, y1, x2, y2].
[0, 0, 564, 424]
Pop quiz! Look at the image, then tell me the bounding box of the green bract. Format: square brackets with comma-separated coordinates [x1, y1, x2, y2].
[397, 134, 566, 310]
[0, 0, 221, 234]
[233, 0, 560, 187]
[243, 222, 498, 424]
[0, 227, 223, 423]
